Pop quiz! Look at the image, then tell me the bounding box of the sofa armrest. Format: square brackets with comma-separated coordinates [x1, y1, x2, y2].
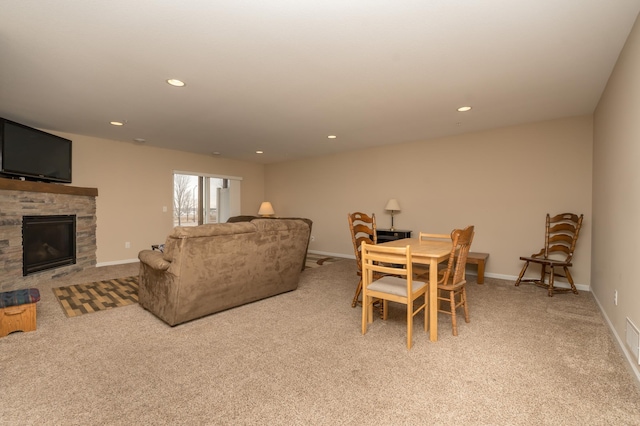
[139, 250, 171, 271]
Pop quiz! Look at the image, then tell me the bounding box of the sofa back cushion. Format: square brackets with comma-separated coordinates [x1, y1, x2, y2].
[162, 222, 256, 262]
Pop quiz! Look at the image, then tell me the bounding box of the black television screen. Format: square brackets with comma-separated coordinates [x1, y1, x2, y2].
[0, 118, 72, 183]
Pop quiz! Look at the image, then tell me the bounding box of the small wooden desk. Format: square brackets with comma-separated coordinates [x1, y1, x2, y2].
[377, 237, 452, 342]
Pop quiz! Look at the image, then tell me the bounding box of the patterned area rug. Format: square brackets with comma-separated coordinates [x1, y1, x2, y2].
[52, 276, 138, 318]
[305, 253, 345, 269]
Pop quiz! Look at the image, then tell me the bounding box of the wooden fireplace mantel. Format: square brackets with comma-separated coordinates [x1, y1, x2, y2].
[0, 178, 98, 197]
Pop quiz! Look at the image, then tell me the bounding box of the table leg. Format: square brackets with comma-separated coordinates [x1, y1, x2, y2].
[429, 257, 438, 342]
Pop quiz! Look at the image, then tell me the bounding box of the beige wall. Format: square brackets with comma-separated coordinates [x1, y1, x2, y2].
[57, 133, 265, 264]
[593, 13, 640, 371]
[265, 115, 593, 286]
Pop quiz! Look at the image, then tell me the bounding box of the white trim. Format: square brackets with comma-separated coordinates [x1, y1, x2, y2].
[96, 258, 139, 267]
[592, 292, 640, 384]
[308, 250, 354, 260]
[173, 170, 243, 181]
[484, 272, 590, 292]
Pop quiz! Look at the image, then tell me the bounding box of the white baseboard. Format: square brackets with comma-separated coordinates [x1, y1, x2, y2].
[308, 250, 354, 260]
[484, 272, 590, 292]
[592, 292, 640, 384]
[96, 258, 139, 267]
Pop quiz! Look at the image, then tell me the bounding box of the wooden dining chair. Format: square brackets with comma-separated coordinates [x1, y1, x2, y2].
[361, 242, 427, 349]
[348, 212, 378, 308]
[432, 225, 475, 336]
[515, 213, 583, 297]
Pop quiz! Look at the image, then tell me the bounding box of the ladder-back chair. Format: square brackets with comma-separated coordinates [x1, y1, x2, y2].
[515, 213, 583, 297]
[348, 212, 377, 308]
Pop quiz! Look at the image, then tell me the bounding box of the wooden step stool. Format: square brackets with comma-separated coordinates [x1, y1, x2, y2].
[0, 288, 41, 337]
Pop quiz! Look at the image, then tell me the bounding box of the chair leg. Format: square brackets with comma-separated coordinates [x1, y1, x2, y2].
[352, 279, 362, 308]
[368, 298, 375, 324]
[548, 266, 555, 297]
[361, 292, 369, 335]
[514, 261, 529, 286]
[564, 266, 579, 294]
[424, 293, 429, 332]
[449, 290, 458, 336]
[407, 300, 413, 349]
[461, 287, 470, 323]
[375, 299, 385, 319]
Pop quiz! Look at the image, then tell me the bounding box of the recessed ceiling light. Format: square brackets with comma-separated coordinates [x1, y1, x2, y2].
[110, 121, 125, 126]
[256, 150, 264, 154]
[133, 138, 146, 143]
[212, 152, 221, 156]
[166, 79, 186, 87]
[457, 106, 472, 112]
[328, 135, 337, 139]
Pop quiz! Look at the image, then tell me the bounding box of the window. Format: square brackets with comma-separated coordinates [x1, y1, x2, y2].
[173, 172, 242, 227]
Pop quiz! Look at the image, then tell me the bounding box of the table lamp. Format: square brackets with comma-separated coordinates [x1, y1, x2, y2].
[385, 198, 401, 231]
[258, 201, 275, 217]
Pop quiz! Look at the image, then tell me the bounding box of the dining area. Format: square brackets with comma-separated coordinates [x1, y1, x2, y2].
[348, 211, 475, 349]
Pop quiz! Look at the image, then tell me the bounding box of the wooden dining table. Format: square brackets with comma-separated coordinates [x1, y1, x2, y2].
[377, 237, 452, 342]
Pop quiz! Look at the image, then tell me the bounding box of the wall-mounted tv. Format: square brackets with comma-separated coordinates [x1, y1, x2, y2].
[0, 117, 72, 183]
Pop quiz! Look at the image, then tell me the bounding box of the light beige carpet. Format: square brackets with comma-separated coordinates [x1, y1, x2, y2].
[1, 259, 639, 425]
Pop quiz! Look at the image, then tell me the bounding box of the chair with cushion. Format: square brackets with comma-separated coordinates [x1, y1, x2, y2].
[515, 213, 583, 297]
[361, 242, 427, 349]
[348, 212, 378, 308]
[433, 226, 475, 336]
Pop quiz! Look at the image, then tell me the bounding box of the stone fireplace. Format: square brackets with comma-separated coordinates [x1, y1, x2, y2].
[0, 179, 97, 291]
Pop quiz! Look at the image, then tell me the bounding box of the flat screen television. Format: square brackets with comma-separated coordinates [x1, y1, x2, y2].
[0, 117, 72, 183]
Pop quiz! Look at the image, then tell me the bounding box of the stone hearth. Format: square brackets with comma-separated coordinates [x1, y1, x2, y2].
[0, 179, 98, 291]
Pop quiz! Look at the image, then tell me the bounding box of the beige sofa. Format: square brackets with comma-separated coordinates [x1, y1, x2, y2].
[138, 218, 311, 326]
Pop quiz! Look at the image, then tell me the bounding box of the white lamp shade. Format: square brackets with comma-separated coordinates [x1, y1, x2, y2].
[258, 201, 275, 216]
[385, 199, 401, 211]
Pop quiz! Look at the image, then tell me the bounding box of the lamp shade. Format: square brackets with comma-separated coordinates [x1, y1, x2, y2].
[385, 199, 401, 212]
[258, 201, 275, 216]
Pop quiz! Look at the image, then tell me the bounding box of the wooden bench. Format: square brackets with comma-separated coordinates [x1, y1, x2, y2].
[0, 288, 40, 337]
[456, 252, 489, 284]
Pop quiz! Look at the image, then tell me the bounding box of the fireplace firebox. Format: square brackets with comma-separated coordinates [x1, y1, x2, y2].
[22, 215, 76, 276]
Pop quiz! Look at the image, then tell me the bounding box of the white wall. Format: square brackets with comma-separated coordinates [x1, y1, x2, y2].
[265, 115, 593, 286]
[593, 12, 640, 377]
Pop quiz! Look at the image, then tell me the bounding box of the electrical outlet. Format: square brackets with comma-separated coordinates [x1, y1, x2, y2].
[311, 236, 315, 242]
[125, 242, 131, 249]
[614, 290, 618, 306]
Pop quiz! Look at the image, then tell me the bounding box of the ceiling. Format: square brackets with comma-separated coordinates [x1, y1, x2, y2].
[1, 1, 639, 164]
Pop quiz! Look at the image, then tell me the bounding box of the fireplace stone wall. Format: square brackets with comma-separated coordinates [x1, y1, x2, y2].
[0, 179, 97, 291]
